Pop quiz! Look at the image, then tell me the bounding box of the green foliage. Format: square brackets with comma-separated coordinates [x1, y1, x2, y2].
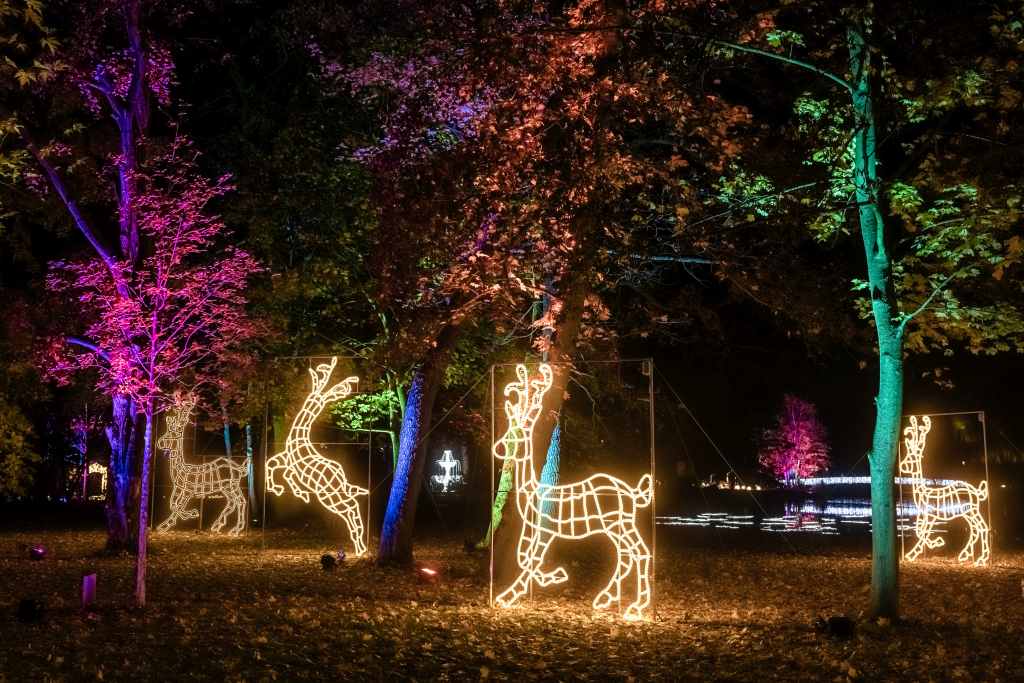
[712, 165, 777, 220]
[330, 389, 401, 432]
[0, 395, 37, 496]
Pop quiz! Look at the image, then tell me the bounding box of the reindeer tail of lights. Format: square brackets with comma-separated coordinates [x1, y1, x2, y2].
[900, 415, 990, 566]
[266, 358, 369, 556]
[493, 363, 653, 621]
[156, 395, 248, 536]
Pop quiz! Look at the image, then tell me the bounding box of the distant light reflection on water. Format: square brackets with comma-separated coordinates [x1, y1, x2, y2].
[657, 496, 969, 535]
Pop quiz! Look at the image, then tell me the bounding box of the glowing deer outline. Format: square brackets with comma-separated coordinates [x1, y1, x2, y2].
[266, 357, 369, 556]
[157, 396, 248, 536]
[493, 363, 653, 621]
[901, 415, 990, 565]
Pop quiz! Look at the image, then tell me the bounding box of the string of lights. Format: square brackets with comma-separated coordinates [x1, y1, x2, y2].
[900, 415, 990, 565]
[266, 358, 369, 556]
[156, 396, 248, 536]
[493, 363, 653, 621]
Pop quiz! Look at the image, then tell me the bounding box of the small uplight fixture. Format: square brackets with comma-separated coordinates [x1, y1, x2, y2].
[417, 566, 440, 584]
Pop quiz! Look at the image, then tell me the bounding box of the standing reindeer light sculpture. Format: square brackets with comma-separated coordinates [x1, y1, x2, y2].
[493, 363, 653, 621]
[266, 358, 369, 556]
[157, 395, 248, 536]
[901, 415, 990, 565]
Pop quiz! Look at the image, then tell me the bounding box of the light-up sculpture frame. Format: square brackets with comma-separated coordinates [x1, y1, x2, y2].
[490, 362, 655, 621]
[266, 357, 369, 556]
[899, 414, 991, 565]
[156, 395, 249, 535]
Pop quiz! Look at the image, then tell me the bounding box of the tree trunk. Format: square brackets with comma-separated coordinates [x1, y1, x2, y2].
[104, 393, 138, 552]
[848, 24, 904, 619]
[377, 325, 460, 565]
[245, 423, 256, 525]
[134, 401, 154, 607]
[221, 405, 233, 457]
[75, 417, 89, 500]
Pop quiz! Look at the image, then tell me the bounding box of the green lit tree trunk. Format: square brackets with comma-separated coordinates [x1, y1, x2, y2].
[719, 18, 906, 620]
[848, 24, 904, 619]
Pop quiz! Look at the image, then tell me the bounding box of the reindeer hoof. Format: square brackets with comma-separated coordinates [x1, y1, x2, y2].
[537, 567, 568, 586]
[495, 591, 520, 609]
[623, 605, 646, 622]
[593, 592, 616, 611]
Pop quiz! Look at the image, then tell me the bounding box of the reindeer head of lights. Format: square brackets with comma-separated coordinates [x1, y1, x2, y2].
[157, 395, 248, 536]
[901, 415, 990, 565]
[493, 363, 653, 621]
[266, 357, 369, 556]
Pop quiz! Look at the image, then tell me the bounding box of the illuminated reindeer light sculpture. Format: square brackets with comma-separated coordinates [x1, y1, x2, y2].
[494, 364, 653, 621]
[266, 358, 368, 556]
[157, 396, 248, 535]
[901, 415, 990, 565]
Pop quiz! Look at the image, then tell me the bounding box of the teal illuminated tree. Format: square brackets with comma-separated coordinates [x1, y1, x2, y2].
[702, 2, 1024, 618]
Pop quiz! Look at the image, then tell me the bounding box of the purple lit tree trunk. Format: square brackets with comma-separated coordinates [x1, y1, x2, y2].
[105, 394, 138, 547]
[73, 414, 89, 499]
[377, 325, 459, 565]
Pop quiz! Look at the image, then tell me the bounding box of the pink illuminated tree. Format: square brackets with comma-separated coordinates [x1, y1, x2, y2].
[45, 138, 260, 605]
[758, 395, 830, 486]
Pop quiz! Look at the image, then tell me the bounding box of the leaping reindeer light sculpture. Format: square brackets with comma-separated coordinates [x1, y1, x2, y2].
[157, 396, 248, 535]
[900, 415, 990, 565]
[266, 358, 369, 556]
[493, 364, 653, 621]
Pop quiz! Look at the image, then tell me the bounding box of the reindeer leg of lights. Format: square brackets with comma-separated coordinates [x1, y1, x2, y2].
[901, 415, 990, 565]
[493, 364, 653, 621]
[157, 396, 248, 536]
[265, 358, 369, 556]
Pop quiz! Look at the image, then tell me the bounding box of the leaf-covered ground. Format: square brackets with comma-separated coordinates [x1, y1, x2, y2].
[0, 528, 1021, 681]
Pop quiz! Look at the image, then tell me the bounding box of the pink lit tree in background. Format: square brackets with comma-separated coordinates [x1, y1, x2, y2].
[758, 395, 830, 486]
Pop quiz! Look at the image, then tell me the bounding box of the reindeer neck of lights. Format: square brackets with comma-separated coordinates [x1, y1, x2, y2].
[493, 363, 653, 621]
[157, 396, 248, 536]
[901, 415, 990, 565]
[266, 358, 369, 556]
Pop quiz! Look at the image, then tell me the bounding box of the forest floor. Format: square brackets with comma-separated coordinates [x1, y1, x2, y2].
[0, 527, 1021, 681]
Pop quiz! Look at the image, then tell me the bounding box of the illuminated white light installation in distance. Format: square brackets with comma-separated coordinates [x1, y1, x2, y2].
[432, 449, 462, 492]
[266, 358, 369, 556]
[900, 415, 990, 565]
[493, 364, 653, 621]
[87, 462, 108, 500]
[157, 396, 248, 535]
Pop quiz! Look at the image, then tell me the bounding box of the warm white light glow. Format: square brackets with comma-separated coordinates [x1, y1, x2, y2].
[87, 462, 107, 500]
[432, 449, 462, 492]
[156, 396, 248, 536]
[266, 358, 368, 556]
[900, 415, 990, 565]
[493, 364, 652, 621]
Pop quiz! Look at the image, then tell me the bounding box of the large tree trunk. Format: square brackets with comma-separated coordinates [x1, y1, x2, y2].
[104, 393, 138, 552]
[488, 269, 590, 567]
[377, 325, 460, 565]
[848, 24, 905, 619]
[134, 400, 154, 607]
